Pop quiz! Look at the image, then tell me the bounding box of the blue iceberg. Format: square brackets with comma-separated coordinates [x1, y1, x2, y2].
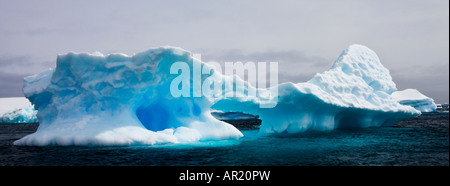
[212, 44, 420, 133]
[14, 44, 419, 146]
[1, 107, 38, 124]
[14, 47, 243, 146]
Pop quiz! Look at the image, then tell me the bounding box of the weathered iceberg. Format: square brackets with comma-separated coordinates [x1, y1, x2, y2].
[212, 44, 420, 133]
[392, 89, 437, 112]
[14, 47, 243, 146]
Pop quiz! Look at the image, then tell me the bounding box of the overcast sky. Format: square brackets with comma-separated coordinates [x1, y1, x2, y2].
[0, 0, 448, 103]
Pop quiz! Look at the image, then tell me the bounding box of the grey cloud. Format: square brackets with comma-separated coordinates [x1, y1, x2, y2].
[0, 54, 54, 75]
[0, 0, 447, 102]
[390, 63, 449, 103]
[200, 49, 331, 81]
[0, 72, 27, 97]
[393, 75, 449, 104]
[0, 55, 32, 66]
[0, 54, 53, 97]
[201, 49, 328, 64]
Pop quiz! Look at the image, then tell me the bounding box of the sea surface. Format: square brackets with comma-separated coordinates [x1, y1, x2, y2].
[0, 113, 448, 166]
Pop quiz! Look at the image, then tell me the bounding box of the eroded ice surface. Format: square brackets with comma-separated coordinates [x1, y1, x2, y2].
[14, 47, 243, 146]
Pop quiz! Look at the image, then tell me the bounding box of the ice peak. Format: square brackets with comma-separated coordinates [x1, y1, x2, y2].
[330, 44, 397, 94]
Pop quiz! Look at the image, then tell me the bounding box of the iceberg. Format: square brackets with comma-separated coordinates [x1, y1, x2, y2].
[0, 97, 38, 124]
[1, 107, 38, 124]
[14, 44, 420, 146]
[14, 47, 243, 146]
[391, 89, 437, 112]
[212, 44, 420, 133]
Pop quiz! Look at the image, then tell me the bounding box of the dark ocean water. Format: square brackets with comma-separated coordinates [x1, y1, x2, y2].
[0, 113, 448, 166]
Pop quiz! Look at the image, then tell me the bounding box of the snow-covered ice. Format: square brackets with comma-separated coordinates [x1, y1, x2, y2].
[392, 89, 437, 112]
[14, 44, 420, 146]
[212, 44, 420, 133]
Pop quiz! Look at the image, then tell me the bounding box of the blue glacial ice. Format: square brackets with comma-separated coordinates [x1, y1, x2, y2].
[0, 97, 38, 124]
[14, 47, 243, 146]
[14, 44, 420, 146]
[1, 107, 38, 124]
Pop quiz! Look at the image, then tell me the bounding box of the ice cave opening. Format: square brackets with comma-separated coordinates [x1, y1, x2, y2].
[136, 102, 174, 132]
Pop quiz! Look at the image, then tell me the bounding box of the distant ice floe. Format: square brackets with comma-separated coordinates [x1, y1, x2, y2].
[392, 89, 437, 112]
[1, 107, 38, 123]
[0, 97, 38, 123]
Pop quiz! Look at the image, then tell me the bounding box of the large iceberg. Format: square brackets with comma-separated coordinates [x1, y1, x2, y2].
[14, 44, 420, 146]
[14, 47, 243, 146]
[212, 44, 420, 133]
[391, 89, 437, 112]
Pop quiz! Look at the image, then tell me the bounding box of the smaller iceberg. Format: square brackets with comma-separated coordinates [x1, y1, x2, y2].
[1, 107, 38, 124]
[391, 89, 437, 112]
[0, 97, 38, 124]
